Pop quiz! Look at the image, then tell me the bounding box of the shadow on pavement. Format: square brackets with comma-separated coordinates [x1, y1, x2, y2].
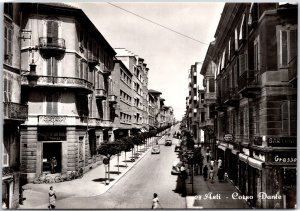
[114, 164, 127, 168]
[92, 178, 115, 182]
[108, 171, 121, 174]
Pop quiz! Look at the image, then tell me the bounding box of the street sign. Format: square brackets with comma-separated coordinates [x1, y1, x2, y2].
[224, 134, 233, 142]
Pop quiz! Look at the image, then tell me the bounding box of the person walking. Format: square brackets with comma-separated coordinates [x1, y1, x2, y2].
[151, 193, 162, 209]
[217, 165, 224, 182]
[203, 165, 208, 181]
[48, 186, 56, 209]
[180, 163, 188, 197]
[217, 158, 222, 168]
[209, 165, 214, 183]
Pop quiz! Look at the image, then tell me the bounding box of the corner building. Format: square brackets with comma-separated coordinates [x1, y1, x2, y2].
[19, 3, 117, 182]
[201, 3, 297, 208]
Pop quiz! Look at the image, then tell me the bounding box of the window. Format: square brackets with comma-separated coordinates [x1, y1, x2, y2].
[47, 57, 58, 76]
[46, 93, 60, 115]
[208, 78, 215, 92]
[4, 24, 13, 65]
[3, 76, 12, 102]
[46, 20, 59, 45]
[282, 101, 297, 136]
[4, 3, 13, 19]
[2, 143, 9, 167]
[254, 36, 260, 71]
[278, 26, 297, 67]
[239, 14, 246, 41]
[239, 53, 247, 76]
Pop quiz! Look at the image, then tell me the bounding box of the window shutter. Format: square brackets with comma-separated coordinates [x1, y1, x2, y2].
[4, 78, 8, 102]
[281, 30, 288, 66]
[53, 58, 58, 76]
[209, 78, 215, 92]
[2, 143, 8, 167]
[47, 59, 51, 76]
[289, 29, 297, 62]
[7, 79, 12, 102]
[47, 21, 53, 37]
[239, 54, 247, 76]
[52, 21, 58, 38]
[282, 101, 289, 136]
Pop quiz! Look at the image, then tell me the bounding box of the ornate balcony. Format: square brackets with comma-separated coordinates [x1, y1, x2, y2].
[95, 88, 107, 100]
[108, 95, 117, 104]
[288, 56, 297, 87]
[238, 70, 260, 98]
[224, 88, 239, 107]
[21, 75, 93, 94]
[3, 102, 28, 122]
[39, 37, 66, 60]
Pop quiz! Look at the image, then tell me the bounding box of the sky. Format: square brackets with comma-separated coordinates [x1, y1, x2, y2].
[68, 2, 225, 120]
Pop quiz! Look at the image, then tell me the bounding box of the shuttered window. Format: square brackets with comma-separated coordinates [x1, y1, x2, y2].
[47, 21, 59, 47]
[2, 143, 9, 167]
[279, 26, 298, 67]
[3, 77, 12, 102]
[46, 93, 59, 115]
[47, 57, 58, 76]
[208, 78, 215, 92]
[254, 36, 260, 71]
[239, 53, 247, 76]
[4, 24, 12, 65]
[282, 101, 297, 136]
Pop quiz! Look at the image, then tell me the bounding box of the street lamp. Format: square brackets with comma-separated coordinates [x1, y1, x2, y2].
[26, 60, 39, 87]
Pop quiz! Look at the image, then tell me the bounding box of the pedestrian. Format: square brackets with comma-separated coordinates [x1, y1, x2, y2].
[217, 165, 224, 182]
[217, 157, 222, 168]
[210, 159, 214, 167]
[48, 186, 56, 209]
[206, 152, 209, 163]
[51, 157, 57, 174]
[203, 165, 208, 181]
[209, 165, 214, 183]
[151, 193, 162, 209]
[180, 163, 187, 197]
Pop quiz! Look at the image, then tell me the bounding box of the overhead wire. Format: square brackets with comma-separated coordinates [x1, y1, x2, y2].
[107, 2, 209, 46]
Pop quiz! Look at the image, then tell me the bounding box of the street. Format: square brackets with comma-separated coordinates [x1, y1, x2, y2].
[54, 126, 186, 209]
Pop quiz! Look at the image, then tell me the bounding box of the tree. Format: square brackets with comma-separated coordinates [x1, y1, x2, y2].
[119, 137, 134, 167]
[97, 142, 120, 181]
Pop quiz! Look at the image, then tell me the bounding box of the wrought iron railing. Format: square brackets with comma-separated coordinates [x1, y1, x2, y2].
[39, 37, 66, 50]
[22, 75, 94, 91]
[3, 102, 28, 121]
[237, 69, 256, 91]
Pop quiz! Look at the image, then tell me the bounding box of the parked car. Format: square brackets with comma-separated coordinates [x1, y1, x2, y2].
[165, 139, 172, 146]
[151, 145, 160, 154]
[174, 145, 181, 152]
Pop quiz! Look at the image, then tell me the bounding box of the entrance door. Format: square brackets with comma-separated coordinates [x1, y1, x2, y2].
[43, 143, 62, 173]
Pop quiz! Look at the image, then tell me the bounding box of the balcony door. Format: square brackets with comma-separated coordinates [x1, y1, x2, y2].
[46, 93, 59, 115]
[47, 20, 59, 45]
[47, 57, 58, 77]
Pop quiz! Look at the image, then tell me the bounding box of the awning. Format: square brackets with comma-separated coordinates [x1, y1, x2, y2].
[239, 153, 248, 163]
[248, 157, 264, 170]
[218, 145, 227, 151]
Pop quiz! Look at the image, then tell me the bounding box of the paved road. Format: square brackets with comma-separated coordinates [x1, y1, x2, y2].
[55, 125, 186, 209]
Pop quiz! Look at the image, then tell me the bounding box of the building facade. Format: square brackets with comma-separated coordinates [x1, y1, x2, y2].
[200, 3, 297, 208]
[2, 3, 28, 209]
[19, 3, 116, 182]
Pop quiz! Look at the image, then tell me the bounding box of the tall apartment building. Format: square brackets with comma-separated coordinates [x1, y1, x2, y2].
[3, 3, 28, 209]
[187, 63, 199, 142]
[114, 48, 149, 134]
[201, 3, 297, 208]
[199, 42, 217, 155]
[19, 3, 116, 182]
[148, 89, 162, 129]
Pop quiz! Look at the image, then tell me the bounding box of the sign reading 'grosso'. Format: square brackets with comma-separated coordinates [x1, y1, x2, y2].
[273, 152, 297, 163]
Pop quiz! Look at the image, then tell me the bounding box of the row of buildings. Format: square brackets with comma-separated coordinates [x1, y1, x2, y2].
[3, 3, 175, 208]
[186, 3, 297, 209]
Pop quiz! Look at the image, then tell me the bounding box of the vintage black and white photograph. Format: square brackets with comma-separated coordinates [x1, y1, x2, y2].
[2, 1, 297, 210]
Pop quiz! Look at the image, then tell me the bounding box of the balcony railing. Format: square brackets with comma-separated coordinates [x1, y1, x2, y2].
[237, 70, 260, 98]
[3, 102, 28, 121]
[224, 88, 239, 107]
[87, 56, 99, 70]
[95, 88, 107, 100]
[288, 56, 297, 85]
[35, 115, 112, 127]
[39, 37, 66, 59]
[21, 75, 94, 93]
[102, 65, 111, 77]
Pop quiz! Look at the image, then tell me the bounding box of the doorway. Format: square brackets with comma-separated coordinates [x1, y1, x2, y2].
[43, 143, 62, 173]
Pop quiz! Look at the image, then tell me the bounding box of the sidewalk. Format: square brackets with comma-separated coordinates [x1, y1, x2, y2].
[19, 136, 165, 209]
[185, 148, 250, 209]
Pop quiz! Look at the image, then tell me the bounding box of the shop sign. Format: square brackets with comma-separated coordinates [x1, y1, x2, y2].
[224, 134, 233, 142]
[267, 137, 296, 147]
[272, 152, 297, 163]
